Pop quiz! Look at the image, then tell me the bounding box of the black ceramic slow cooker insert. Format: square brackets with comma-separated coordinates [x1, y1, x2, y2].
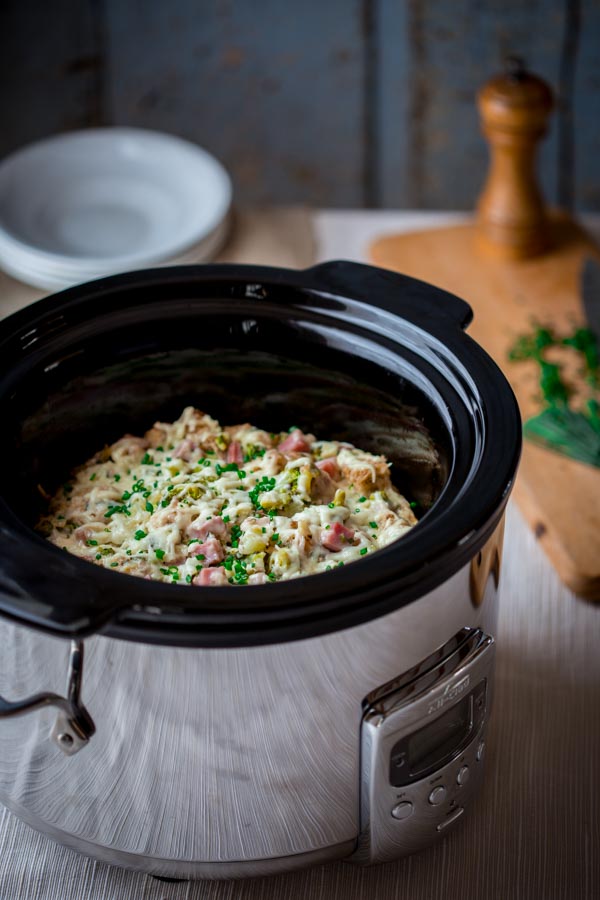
[0, 261, 521, 647]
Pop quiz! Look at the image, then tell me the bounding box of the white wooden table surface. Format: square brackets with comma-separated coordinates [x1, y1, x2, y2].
[1, 210, 599, 900]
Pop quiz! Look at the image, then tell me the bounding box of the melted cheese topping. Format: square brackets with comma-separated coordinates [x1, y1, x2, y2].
[39, 407, 418, 586]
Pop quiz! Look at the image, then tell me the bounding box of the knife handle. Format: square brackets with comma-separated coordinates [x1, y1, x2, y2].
[476, 56, 553, 260]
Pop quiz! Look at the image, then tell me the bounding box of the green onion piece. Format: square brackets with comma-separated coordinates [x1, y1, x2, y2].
[134, 530, 147, 540]
[155, 549, 165, 560]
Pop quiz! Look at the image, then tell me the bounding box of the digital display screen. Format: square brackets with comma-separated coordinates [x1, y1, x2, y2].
[408, 694, 472, 774]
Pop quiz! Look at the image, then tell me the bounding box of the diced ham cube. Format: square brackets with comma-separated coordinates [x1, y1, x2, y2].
[173, 438, 196, 460]
[248, 572, 268, 585]
[73, 526, 92, 544]
[192, 566, 228, 586]
[316, 457, 340, 479]
[227, 441, 244, 465]
[278, 429, 311, 453]
[321, 521, 355, 552]
[187, 515, 227, 540]
[187, 537, 224, 565]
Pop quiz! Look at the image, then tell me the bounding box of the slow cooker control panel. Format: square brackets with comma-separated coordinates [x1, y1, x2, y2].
[352, 629, 495, 864]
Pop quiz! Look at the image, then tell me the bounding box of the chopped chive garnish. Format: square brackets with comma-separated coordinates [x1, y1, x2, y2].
[141, 453, 153, 465]
[369, 521, 377, 528]
[86, 539, 98, 546]
[105, 504, 130, 518]
[89, 473, 96, 481]
[95, 553, 101, 560]
[358, 496, 366, 503]
[145, 501, 154, 513]
[110, 561, 118, 567]
[114, 474, 121, 482]
[186, 574, 192, 584]
[196, 554, 205, 561]
[360, 548, 368, 555]
[155, 549, 165, 560]
[134, 530, 147, 540]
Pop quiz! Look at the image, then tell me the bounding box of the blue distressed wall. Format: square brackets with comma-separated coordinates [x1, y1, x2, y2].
[0, 0, 598, 209]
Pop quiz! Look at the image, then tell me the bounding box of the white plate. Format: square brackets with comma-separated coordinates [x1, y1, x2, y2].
[0, 216, 231, 292]
[0, 128, 231, 283]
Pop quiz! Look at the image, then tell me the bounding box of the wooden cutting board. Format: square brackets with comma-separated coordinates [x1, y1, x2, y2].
[371, 212, 600, 600]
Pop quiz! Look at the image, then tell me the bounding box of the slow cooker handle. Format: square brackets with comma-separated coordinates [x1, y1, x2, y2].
[0, 640, 95, 755]
[302, 261, 474, 331]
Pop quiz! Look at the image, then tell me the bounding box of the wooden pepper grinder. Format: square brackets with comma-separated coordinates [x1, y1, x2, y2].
[477, 56, 554, 260]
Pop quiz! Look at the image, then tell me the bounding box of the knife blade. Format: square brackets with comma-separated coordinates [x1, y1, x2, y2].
[581, 257, 600, 345]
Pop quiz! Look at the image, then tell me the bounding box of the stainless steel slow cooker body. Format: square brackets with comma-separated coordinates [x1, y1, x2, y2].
[0, 262, 520, 878]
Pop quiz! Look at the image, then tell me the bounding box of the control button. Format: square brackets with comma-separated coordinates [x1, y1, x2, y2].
[476, 741, 485, 762]
[391, 801, 414, 821]
[436, 806, 464, 832]
[428, 785, 447, 806]
[457, 765, 470, 786]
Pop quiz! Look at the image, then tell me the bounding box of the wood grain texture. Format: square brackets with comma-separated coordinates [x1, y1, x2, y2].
[0, 0, 104, 154]
[370, 215, 600, 598]
[1, 503, 598, 899]
[1, 0, 598, 209]
[104, 0, 367, 207]
[376, 0, 567, 209]
[574, 0, 600, 210]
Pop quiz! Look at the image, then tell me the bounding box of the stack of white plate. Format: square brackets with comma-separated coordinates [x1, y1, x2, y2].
[0, 128, 232, 291]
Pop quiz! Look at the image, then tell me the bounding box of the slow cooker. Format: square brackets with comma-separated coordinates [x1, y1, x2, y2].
[0, 261, 520, 879]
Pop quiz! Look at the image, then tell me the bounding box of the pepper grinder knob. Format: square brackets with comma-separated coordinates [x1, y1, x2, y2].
[476, 56, 554, 259]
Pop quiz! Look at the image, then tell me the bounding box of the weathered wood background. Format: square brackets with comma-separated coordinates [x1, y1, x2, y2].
[1, 0, 598, 209]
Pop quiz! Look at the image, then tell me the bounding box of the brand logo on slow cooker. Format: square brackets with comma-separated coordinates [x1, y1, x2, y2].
[427, 675, 470, 715]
